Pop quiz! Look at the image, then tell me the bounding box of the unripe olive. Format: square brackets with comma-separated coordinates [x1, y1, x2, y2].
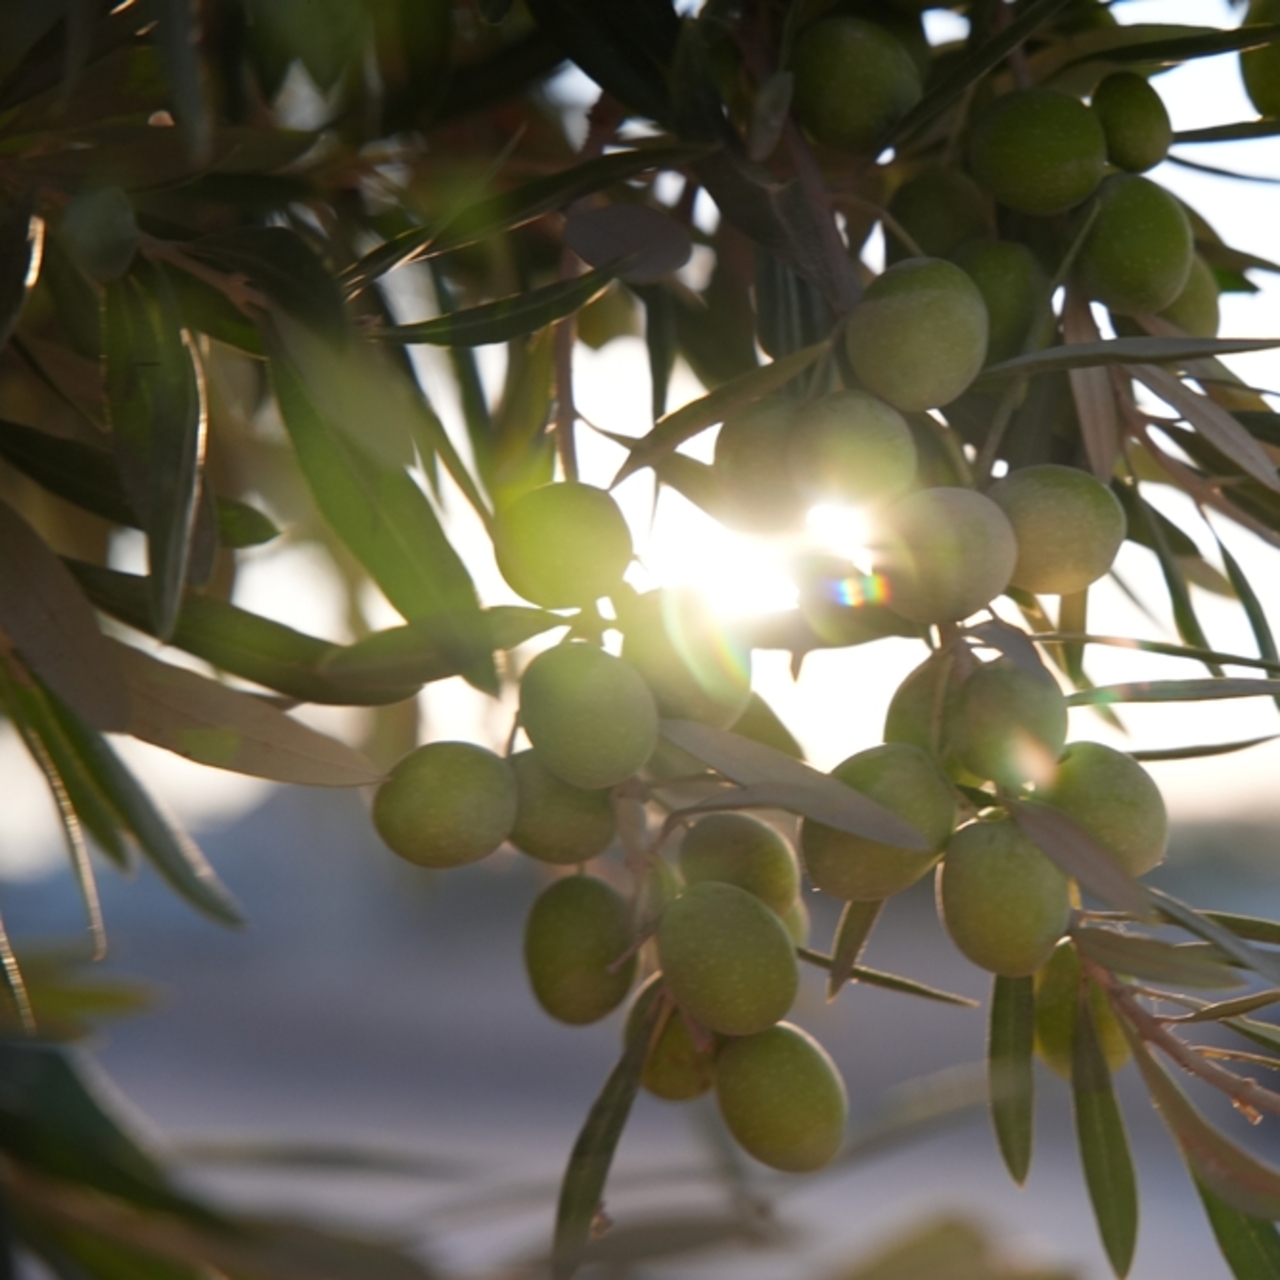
[801, 744, 957, 901]
[987, 464, 1127, 595]
[950, 239, 1046, 366]
[60, 186, 139, 281]
[939, 817, 1071, 976]
[1040, 742, 1168, 877]
[1241, 0, 1280, 118]
[713, 398, 806, 534]
[790, 18, 922, 154]
[781, 893, 811, 946]
[846, 259, 989, 411]
[373, 741, 516, 868]
[1056, 0, 1118, 32]
[885, 168, 988, 263]
[1076, 174, 1193, 316]
[1158, 253, 1220, 338]
[884, 652, 957, 756]
[968, 90, 1107, 216]
[1034, 939, 1130, 1079]
[947, 660, 1068, 791]
[519, 644, 658, 790]
[524, 875, 637, 1025]
[619, 589, 751, 728]
[678, 814, 799, 918]
[508, 749, 616, 865]
[493, 482, 633, 608]
[626, 973, 717, 1101]
[656, 881, 799, 1037]
[787, 390, 917, 506]
[1091, 72, 1172, 173]
[873, 487, 1017, 624]
[715, 1023, 848, 1173]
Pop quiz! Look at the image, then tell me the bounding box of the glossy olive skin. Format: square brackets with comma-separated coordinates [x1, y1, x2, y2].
[1076, 174, 1194, 316]
[1040, 742, 1168, 877]
[519, 644, 658, 790]
[656, 881, 799, 1037]
[845, 259, 989, 411]
[873, 487, 1017, 624]
[1241, 0, 1280, 118]
[791, 17, 922, 154]
[947, 659, 1069, 791]
[508, 749, 617, 866]
[373, 741, 516, 868]
[524, 875, 637, 1025]
[939, 817, 1071, 977]
[787, 390, 918, 507]
[715, 1023, 848, 1173]
[987, 464, 1127, 595]
[678, 814, 800, 918]
[1034, 939, 1130, 1078]
[626, 973, 717, 1101]
[494, 482, 633, 608]
[968, 90, 1106, 216]
[1091, 72, 1172, 173]
[801, 744, 957, 901]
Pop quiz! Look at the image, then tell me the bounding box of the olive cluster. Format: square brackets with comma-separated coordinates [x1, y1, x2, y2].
[368, 458, 1168, 1173]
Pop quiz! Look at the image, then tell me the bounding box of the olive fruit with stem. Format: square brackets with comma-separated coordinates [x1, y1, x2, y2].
[507, 749, 617, 865]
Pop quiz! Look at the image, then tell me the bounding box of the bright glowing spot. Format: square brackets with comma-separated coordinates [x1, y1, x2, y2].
[806, 503, 872, 568]
[632, 490, 798, 621]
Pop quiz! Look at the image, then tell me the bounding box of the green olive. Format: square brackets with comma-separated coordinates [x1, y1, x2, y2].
[950, 239, 1046, 366]
[790, 18, 922, 154]
[1076, 174, 1193, 316]
[801, 744, 957, 901]
[715, 1023, 848, 1172]
[968, 90, 1106, 216]
[494, 482, 633, 608]
[373, 741, 516, 868]
[508, 749, 617, 865]
[987, 464, 1127, 596]
[1091, 72, 1172, 173]
[1158, 253, 1221, 338]
[947, 659, 1069, 791]
[678, 814, 800, 918]
[626, 973, 718, 1101]
[885, 168, 988, 263]
[656, 881, 799, 1037]
[787, 390, 918, 506]
[845, 258, 989, 411]
[519, 644, 658, 790]
[713, 398, 806, 534]
[524, 875, 637, 1025]
[60, 185, 139, 282]
[939, 817, 1071, 976]
[1241, 0, 1280, 118]
[1040, 742, 1168, 877]
[873, 487, 1017, 624]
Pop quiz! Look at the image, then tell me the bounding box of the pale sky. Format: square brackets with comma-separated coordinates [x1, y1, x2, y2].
[4, 0, 1280, 877]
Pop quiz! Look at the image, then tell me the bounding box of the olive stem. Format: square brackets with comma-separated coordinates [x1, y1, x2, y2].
[1084, 955, 1280, 1120]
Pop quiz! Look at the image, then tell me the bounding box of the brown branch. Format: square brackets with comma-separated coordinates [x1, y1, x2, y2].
[1084, 956, 1280, 1121]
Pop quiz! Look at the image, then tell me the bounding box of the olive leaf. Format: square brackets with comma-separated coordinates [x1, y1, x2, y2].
[989, 974, 1035, 1186]
[827, 900, 883, 1000]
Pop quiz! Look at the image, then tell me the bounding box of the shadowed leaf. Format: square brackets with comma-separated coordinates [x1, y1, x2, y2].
[990, 974, 1035, 1186]
[1195, 1176, 1280, 1280]
[828, 900, 883, 1000]
[1073, 928, 1243, 990]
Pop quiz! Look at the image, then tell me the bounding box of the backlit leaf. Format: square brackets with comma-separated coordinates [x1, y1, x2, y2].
[797, 948, 977, 1006]
[989, 974, 1035, 1186]
[1069, 678, 1280, 705]
[1150, 890, 1280, 988]
[1073, 928, 1243, 990]
[1063, 287, 1120, 481]
[978, 336, 1280, 382]
[1195, 1176, 1280, 1280]
[828, 900, 883, 1000]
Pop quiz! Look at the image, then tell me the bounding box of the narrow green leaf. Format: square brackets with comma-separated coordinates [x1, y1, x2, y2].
[1059, 22, 1280, 72]
[1074, 928, 1243, 990]
[1223, 1016, 1280, 1057]
[112, 641, 384, 787]
[380, 266, 616, 348]
[1217, 539, 1280, 715]
[270, 355, 493, 691]
[892, 0, 1075, 141]
[1009, 800, 1152, 918]
[1074, 993, 1138, 1277]
[612, 340, 828, 484]
[1068, 678, 1280, 705]
[345, 146, 701, 289]
[828, 900, 883, 1001]
[1195, 1176, 1280, 1280]
[660, 720, 929, 849]
[1130, 735, 1279, 762]
[1173, 991, 1280, 1025]
[1178, 118, 1280, 144]
[796, 948, 977, 1006]
[43, 693, 242, 926]
[552, 993, 660, 1280]
[1032, 630, 1280, 675]
[978, 336, 1280, 382]
[213, 498, 279, 549]
[154, 0, 211, 163]
[1201, 911, 1280, 948]
[1150, 890, 1280, 991]
[0, 497, 129, 731]
[989, 974, 1035, 1186]
[104, 262, 207, 641]
[1128, 1034, 1280, 1220]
